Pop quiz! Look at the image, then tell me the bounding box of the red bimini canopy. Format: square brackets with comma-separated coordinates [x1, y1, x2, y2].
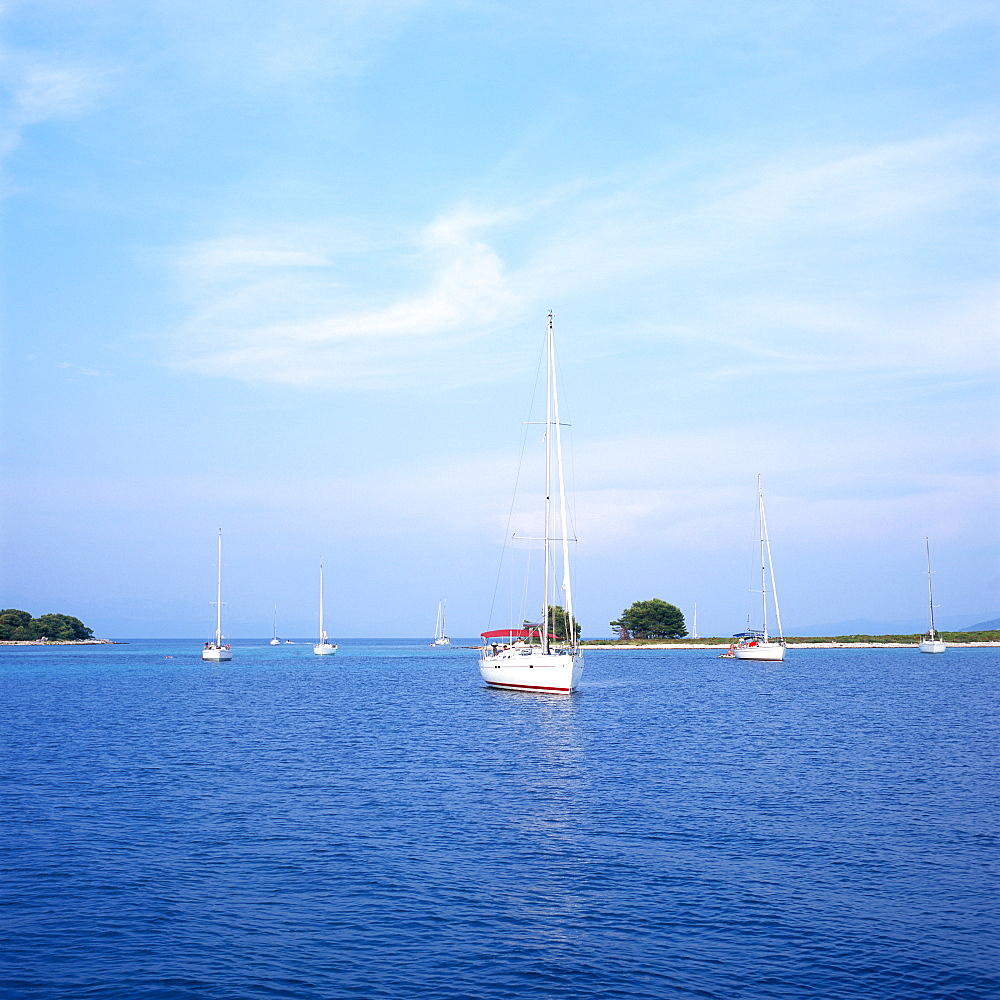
[480, 628, 558, 640]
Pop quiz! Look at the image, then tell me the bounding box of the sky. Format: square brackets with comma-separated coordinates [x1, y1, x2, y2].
[1, 0, 998, 639]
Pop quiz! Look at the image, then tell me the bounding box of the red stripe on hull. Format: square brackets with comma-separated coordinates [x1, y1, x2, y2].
[484, 681, 573, 693]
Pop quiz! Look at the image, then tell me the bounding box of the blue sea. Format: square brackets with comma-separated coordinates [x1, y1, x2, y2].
[2, 640, 998, 999]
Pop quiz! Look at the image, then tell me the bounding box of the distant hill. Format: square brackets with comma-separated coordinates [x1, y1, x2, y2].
[957, 618, 1000, 632]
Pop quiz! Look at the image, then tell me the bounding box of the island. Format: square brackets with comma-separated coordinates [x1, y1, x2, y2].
[0, 609, 114, 644]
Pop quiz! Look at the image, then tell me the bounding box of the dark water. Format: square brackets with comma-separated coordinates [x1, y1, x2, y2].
[2, 640, 998, 1000]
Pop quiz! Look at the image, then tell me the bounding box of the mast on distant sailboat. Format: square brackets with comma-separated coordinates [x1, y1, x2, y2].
[732, 477, 786, 661]
[202, 529, 233, 661]
[431, 600, 450, 645]
[314, 559, 337, 656]
[918, 537, 946, 653]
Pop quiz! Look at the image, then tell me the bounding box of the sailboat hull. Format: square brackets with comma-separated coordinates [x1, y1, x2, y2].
[918, 640, 946, 654]
[313, 643, 337, 656]
[734, 643, 785, 661]
[202, 646, 232, 661]
[479, 650, 583, 693]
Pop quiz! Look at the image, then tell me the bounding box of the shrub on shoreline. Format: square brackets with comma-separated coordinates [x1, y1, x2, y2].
[0, 609, 94, 641]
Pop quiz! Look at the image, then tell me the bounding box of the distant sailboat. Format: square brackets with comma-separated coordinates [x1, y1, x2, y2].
[431, 600, 450, 645]
[478, 313, 584, 694]
[270, 606, 280, 645]
[202, 529, 233, 661]
[732, 477, 786, 662]
[314, 559, 337, 656]
[918, 537, 946, 654]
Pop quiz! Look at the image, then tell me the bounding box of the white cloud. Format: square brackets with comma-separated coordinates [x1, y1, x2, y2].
[141, 0, 430, 90]
[513, 129, 998, 367]
[162, 123, 996, 387]
[0, 0, 425, 165]
[0, 47, 107, 161]
[182, 238, 331, 270]
[168, 209, 526, 386]
[55, 362, 104, 379]
[12, 64, 97, 122]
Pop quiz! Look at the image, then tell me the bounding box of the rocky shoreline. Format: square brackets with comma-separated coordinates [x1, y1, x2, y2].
[0, 639, 121, 646]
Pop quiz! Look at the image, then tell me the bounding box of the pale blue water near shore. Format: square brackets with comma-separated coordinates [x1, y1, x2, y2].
[2, 640, 998, 1000]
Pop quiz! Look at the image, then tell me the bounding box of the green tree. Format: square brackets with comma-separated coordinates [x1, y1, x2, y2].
[0, 609, 93, 641]
[0, 609, 32, 640]
[524, 605, 581, 642]
[32, 614, 94, 640]
[611, 599, 687, 639]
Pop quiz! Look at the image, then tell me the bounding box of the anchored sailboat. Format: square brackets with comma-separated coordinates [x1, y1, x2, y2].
[918, 538, 946, 654]
[732, 477, 786, 662]
[202, 529, 233, 661]
[314, 559, 337, 656]
[431, 601, 450, 646]
[478, 313, 583, 694]
[270, 605, 280, 645]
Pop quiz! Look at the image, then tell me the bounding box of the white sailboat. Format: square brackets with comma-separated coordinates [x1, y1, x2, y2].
[202, 529, 233, 661]
[313, 559, 337, 656]
[479, 313, 584, 694]
[270, 605, 280, 645]
[431, 600, 450, 646]
[733, 477, 786, 662]
[918, 537, 947, 654]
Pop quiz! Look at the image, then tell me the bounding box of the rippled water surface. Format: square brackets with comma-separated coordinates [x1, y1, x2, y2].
[2, 640, 998, 999]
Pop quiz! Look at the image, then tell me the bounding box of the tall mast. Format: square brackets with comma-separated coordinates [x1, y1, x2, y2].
[550, 313, 575, 651]
[318, 559, 326, 642]
[542, 314, 554, 654]
[215, 528, 223, 646]
[925, 537, 937, 637]
[759, 477, 784, 643]
[757, 477, 768, 642]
